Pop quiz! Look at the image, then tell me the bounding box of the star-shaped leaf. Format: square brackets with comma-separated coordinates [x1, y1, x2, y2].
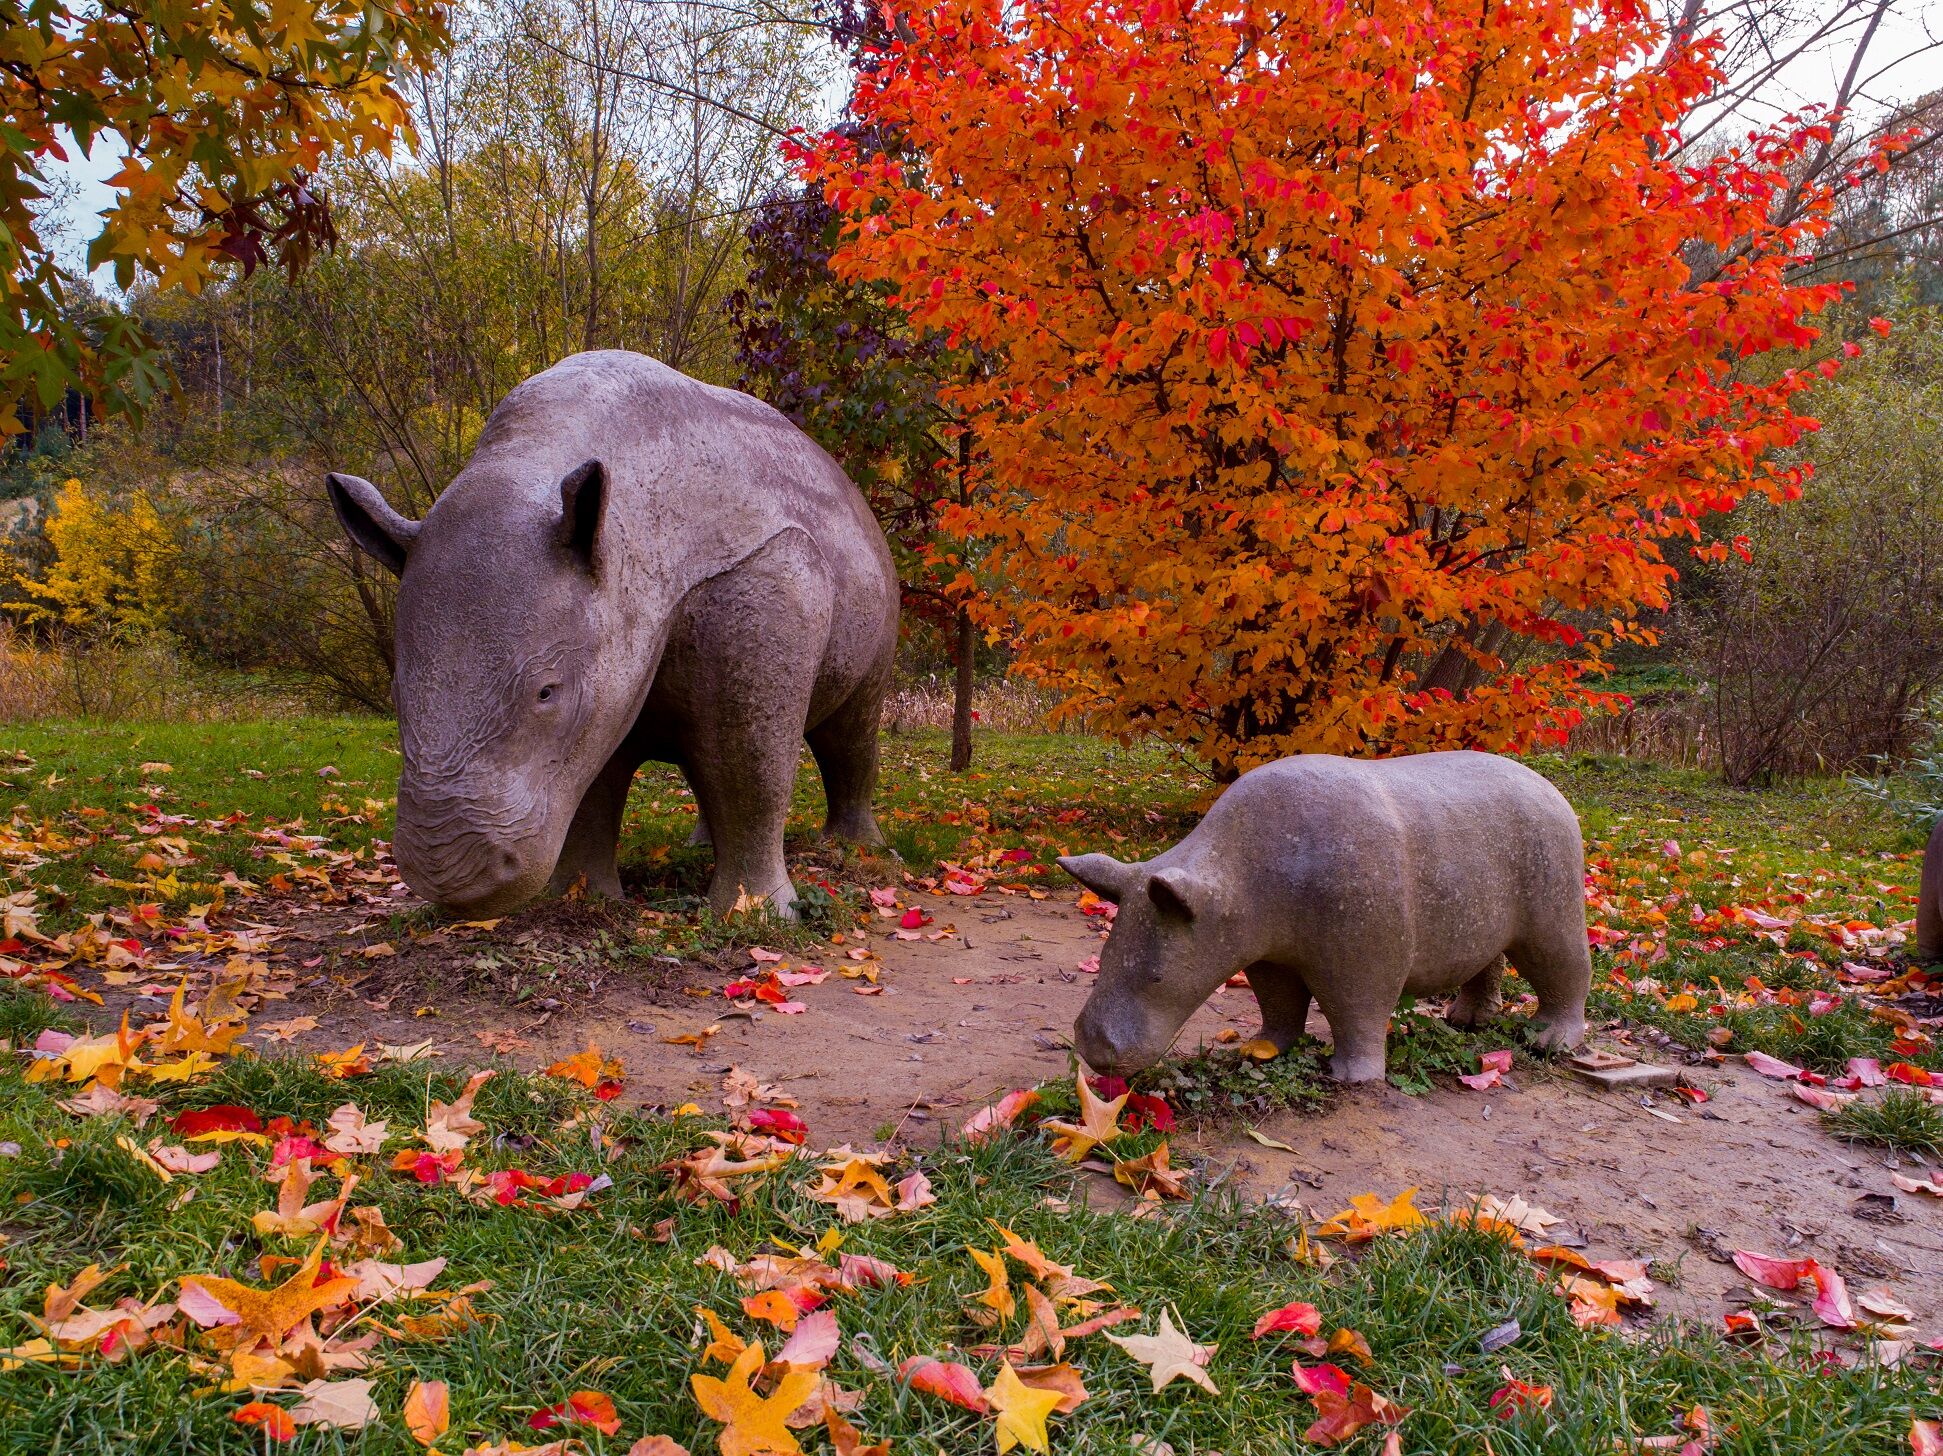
[691, 1340, 819, 1456]
[1105, 1307, 1219, 1394]
[985, 1361, 1065, 1454]
[967, 1244, 1015, 1323]
[179, 1239, 359, 1346]
[1040, 1077, 1125, 1162]
[422, 1069, 492, 1152]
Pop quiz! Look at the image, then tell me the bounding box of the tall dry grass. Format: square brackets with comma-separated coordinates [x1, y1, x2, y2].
[883, 675, 1076, 735]
[0, 624, 310, 723]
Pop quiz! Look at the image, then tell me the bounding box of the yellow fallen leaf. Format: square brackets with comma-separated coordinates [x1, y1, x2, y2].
[985, 1361, 1066, 1454]
[690, 1341, 817, 1456]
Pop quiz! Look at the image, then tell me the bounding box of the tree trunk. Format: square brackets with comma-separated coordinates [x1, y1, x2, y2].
[950, 604, 975, 771]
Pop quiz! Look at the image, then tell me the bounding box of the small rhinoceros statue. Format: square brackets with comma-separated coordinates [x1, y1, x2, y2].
[327, 350, 899, 919]
[1059, 750, 1592, 1082]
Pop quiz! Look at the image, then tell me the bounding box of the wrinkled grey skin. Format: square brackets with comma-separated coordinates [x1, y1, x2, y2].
[327, 350, 898, 919]
[1919, 817, 1943, 963]
[1061, 750, 1592, 1082]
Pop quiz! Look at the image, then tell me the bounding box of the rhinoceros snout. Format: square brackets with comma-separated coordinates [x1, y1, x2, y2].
[392, 781, 552, 913]
[1074, 1002, 1147, 1077]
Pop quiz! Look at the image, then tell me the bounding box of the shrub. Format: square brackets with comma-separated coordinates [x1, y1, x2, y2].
[1689, 313, 1943, 784]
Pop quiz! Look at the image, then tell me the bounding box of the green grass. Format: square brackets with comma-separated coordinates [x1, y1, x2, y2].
[4, 722, 1934, 1087]
[0, 1037, 1935, 1454]
[1824, 1088, 1943, 1158]
[0, 719, 1206, 936]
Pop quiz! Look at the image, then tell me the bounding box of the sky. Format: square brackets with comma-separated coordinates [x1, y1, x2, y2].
[35, 0, 1943, 286]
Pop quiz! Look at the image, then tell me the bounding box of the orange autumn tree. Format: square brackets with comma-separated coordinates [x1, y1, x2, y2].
[803, 0, 1855, 776]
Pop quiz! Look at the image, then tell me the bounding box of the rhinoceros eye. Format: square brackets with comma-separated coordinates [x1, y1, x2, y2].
[537, 684, 558, 704]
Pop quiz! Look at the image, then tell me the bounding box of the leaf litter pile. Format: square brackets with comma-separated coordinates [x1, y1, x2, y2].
[1, 727, 1941, 1448]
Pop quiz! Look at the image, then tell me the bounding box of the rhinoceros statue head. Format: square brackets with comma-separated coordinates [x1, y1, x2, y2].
[326, 463, 629, 914]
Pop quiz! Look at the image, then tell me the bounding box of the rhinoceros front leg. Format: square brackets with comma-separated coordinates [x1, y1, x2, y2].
[548, 749, 636, 902]
[1243, 962, 1312, 1055]
[1447, 959, 1504, 1028]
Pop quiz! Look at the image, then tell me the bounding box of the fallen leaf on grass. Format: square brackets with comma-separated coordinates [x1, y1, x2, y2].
[1253, 1300, 1322, 1339]
[986, 1362, 1066, 1455]
[692, 1342, 818, 1456]
[324, 1103, 388, 1155]
[1316, 1189, 1429, 1241]
[290, 1377, 378, 1431]
[423, 1071, 493, 1152]
[1489, 1373, 1554, 1418]
[403, 1379, 449, 1445]
[233, 1401, 296, 1441]
[898, 1355, 989, 1412]
[1327, 1327, 1373, 1364]
[315, 1043, 373, 1079]
[1460, 1050, 1514, 1091]
[179, 1238, 359, 1344]
[530, 1389, 621, 1436]
[967, 1244, 1016, 1323]
[775, 1309, 839, 1369]
[1912, 1420, 1942, 1456]
[1743, 1050, 1805, 1079]
[631, 1439, 693, 1456]
[806, 1155, 899, 1223]
[962, 1089, 1039, 1144]
[59, 1084, 160, 1124]
[147, 1140, 220, 1174]
[1041, 1076, 1126, 1162]
[1105, 1307, 1219, 1394]
[1301, 1377, 1409, 1447]
[1111, 1142, 1189, 1201]
[1731, 1249, 1854, 1328]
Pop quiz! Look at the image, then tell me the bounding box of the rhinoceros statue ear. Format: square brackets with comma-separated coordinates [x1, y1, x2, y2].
[1146, 866, 1207, 922]
[557, 459, 606, 571]
[1057, 852, 1138, 904]
[326, 472, 419, 576]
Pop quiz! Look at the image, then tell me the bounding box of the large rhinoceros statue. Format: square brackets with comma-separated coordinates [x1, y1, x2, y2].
[327, 350, 899, 919]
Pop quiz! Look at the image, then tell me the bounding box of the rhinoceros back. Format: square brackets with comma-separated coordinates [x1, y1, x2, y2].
[459, 350, 891, 607]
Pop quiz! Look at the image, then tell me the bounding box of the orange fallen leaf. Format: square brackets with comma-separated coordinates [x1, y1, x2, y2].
[1316, 1189, 1429, 1241]
[403, 1378, 449, 1446]
[179, 1238, 359, 1346]
[742, 1290, 801, 1331]
[232, 1401, 296, 1442]
[1041, 1076, 1126, 1161]
[1253, 1300, 1322, 1339]
[961, 1089, 1039, 1144]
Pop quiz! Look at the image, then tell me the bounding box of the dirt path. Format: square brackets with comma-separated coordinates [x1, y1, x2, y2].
[94, 885, 1943, 1335]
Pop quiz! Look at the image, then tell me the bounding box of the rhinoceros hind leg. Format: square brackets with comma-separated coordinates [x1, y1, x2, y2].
[1244, 962, 1312, 1054]
[548, 750, 636, 901]
[1447, 959, 1504, 1028]
[808, 680, 887, 846]
[1315, 994, 1390, 1083]
[681, 766, 712, 848]
[1509, 928, 1591, 1052]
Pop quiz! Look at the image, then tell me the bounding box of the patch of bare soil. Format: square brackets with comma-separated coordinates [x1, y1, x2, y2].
[85, 885, 1943, 1334]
